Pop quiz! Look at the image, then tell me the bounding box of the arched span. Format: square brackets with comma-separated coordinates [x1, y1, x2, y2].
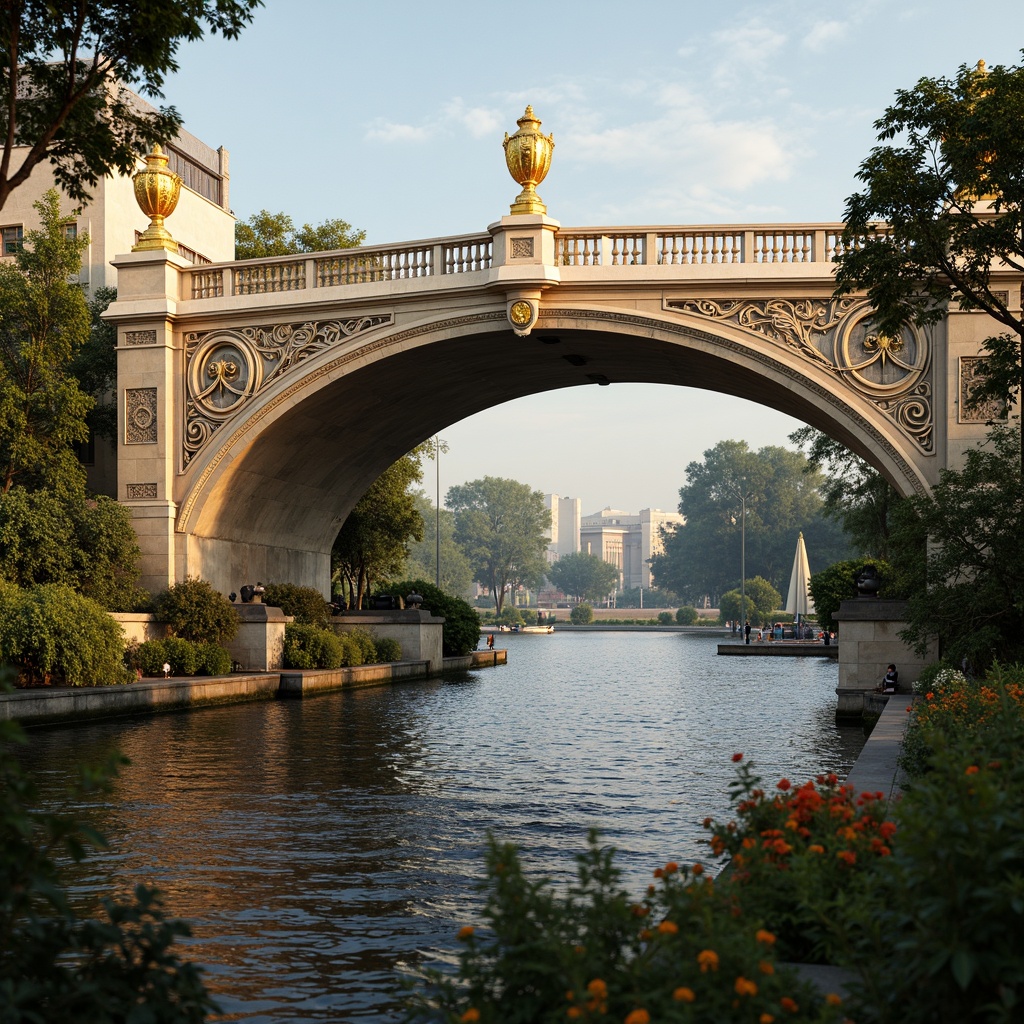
[177, 305, 933, 592]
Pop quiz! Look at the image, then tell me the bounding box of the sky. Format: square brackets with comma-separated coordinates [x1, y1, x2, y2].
[163, 0, 1024, 515]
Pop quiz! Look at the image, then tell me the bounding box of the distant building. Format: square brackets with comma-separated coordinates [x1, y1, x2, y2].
[544, 493, 582, 563]
[580, 507, 684, 590]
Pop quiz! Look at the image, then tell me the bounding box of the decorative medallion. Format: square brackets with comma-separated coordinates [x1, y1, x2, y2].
[125, 388, 158, 444]
[184, 314, 393, 463]
[124, 329, 158, 346]
[509, 301, 533, 326]
[510, 237, 535, 259]
[959, 356, 1007, 423]
[666, 296, 932, 451]
[126, 482, 158, 499]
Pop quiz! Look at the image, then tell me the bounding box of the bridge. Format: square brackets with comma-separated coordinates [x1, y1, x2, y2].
[106, 116, 1016, 598]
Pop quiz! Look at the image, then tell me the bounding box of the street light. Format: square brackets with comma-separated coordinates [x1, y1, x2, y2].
[433, 435, 449, 589]
[729, 477, 748, 639]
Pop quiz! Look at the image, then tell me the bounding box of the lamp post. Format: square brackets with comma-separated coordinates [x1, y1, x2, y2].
[435, 435, 441, 589]
[739, 477, 747, 638]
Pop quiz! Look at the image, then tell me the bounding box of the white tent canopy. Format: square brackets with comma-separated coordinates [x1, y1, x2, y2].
[784, 532, 815, 619]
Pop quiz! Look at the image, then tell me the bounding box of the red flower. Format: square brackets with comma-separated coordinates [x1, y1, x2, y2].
[777, 779, 791, 791]
[732, 752, 744, 762]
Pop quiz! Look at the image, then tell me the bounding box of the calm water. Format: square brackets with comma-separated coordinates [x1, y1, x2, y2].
[20, 631, 862, 1022]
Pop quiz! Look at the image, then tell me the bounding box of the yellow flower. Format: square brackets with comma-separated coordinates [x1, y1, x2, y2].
[673, 986, 696, 1002]
[624, 1011, 650, 1024]
[697, 949, 719, 972]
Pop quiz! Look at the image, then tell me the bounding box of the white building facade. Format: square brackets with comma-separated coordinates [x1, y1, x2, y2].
[544, 493, 582, 563]
[579, 507, 684, 590]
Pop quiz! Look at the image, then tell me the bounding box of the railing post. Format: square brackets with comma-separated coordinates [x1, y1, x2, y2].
[432, 243, 446, 275]
[645, 232, 658, 266]
[814, 230, 827, 264]
[305, 256, 316, 288]
[743, 231, 755, 264]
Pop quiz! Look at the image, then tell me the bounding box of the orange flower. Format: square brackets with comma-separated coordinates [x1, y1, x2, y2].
[692, 862, 704, 875]
[779, 996, 799, 1012]
[777, 778, 792, 791]
[457, 926, 475, 940]
[826, 993, 843, 1006]
[624, 1010, 650, 1024]
[697, 949, 720, 972]
[755, 929, 776, 945]
[460, 1010, 480, 1023]
[760, 1015, 776, 1024]
[567, 1009, 582, 1020]
[664, 861, 679, 874]
[758, 960, 775, 975]
[587, 979, 608, 999]
[735, 976, 758, 997]
[837, 850, 857, 866]
[808, 844, 825, 855]
[657, 920, 679, 935]
[673, 987, 696, 1003]
[965, 765, 980, 775]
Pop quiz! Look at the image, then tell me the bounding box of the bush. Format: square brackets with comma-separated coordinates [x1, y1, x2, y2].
[197, 642, 233, 676]
[346, 627, 377, 663]
[657, 610, 674, 625]
[339, 633, 364, 667]
[403, 832, 845, 1024]
[282, 624, 343, 670]
[570, 602, 593, 625]
[261, 583, 330, 627]
[676, 605, 699, 625]
[154, 578, 239, 645]
[374, 637, 402, 662]
[385, 579, 480, 657]
[135, 638, 232, 677]
[0, 584, 131, 686]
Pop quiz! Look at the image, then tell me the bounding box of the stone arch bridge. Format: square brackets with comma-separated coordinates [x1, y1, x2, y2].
[107, 212, 1016, 598]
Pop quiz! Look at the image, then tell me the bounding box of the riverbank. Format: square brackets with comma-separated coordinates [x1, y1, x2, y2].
[0, 648, 507, 726]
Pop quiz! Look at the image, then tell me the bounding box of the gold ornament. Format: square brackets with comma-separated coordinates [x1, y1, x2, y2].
[132, 145, 182, 252]
[503, 106, 554, 215]
[509, 300, 534, 326]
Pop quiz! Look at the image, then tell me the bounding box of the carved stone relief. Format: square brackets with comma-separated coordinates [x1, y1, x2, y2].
[665, 297, 932, 451]
[125, 388, 158, 444]
[959, 356, 1007, 423]
[126, 482, 158, 499]
[124, 329, 158, 346]
[183, 314, 393, 463]
[510, 237, 535, 258]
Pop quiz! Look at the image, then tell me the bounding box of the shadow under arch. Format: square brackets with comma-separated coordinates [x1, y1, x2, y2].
[177, 306, 933, 591]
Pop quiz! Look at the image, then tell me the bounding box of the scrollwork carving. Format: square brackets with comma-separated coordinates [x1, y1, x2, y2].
[959, 356, 1007, 423]
[125, 388, 158, 444]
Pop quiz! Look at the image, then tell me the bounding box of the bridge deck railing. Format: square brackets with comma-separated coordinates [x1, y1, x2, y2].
[184, 223, 886, 301]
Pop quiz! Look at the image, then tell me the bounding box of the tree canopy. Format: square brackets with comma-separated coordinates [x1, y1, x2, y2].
[547, 551, 620, 604]
[833, 55, 1024, 467]
[650, 440, 851, 604]
[447, 476, 550, 613]
[403, 490, 474, 598]
[0, 0, 261, 211]
[234, 210, 365, 260]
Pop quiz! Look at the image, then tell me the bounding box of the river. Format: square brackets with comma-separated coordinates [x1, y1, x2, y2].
[19, 630, 863, 1022]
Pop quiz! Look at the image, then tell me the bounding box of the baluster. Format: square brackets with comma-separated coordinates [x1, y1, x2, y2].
[700, 234, 710, 264]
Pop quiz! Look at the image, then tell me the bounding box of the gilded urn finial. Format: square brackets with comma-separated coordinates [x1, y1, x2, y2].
[132, 145, 182, 252]
[503, 105, 554, 215]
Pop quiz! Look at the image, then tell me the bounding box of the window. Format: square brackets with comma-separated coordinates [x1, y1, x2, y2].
[63, 222, 77, 241]
[2, 225, 23, 254]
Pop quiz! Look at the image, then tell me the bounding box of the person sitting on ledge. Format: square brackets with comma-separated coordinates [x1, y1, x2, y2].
[877, 664, 899, 693]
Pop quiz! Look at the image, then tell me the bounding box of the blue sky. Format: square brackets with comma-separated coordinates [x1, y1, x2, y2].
[165, 1, 1024, 515]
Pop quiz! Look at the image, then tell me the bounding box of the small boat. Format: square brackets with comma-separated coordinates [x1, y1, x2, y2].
[518, 624, 555, 634]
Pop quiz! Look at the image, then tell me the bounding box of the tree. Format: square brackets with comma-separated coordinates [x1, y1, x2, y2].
[0, 190, 92, 494]
[833, 56, 1024, 471]
[719, 576, 782, 625]
[547, 551, 620, 604]
[808, 558, 895, 634]
[332, 453, 424, 610]
[234, 210, 365, 260]
[0, 700, 218, 1019]
[447, 476, 550, 614]
[650, 440, 851, 604]
[0, 0, 261, 212]
[72, 286, 119, 442]
[789, 426, 903, 560]
[403, 491, 474, 598]
[154, 577, 239, 645]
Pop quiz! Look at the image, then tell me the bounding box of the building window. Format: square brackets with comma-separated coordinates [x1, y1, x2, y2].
[2, 225, 23, 254]
[63, 222, 77, 241]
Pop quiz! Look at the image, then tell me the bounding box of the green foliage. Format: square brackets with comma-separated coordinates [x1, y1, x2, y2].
[547, 552, 620, 604]
[719, 576, 783, 625]
[332, 453, 424, 611]
[261, 582, 330, 627]
[569, 602, 594, 625]
[234, 209, 365, 259]
[655, 611, 672, 624]
[0, 697, 218, 1021]
[387, 579, 480, 657]
[346, 627, 377, 664]
[402, 832, 844, 1024]
[161, 637, 198, 676]
[0, 1, 260, 211]
[374, 636, 402, 663]
[833, 57, 1024, 435]
[404, 490, 474, 598]
[808, 558, 893, 633]
[495, 605, 524, 627]
[651, 440, 852, 604]
[281, 624, 344, 670]
[135, 637, 231, 677]
[447, 476, 550, 614]
[790, 426, 904, 559]
[0, 583, 131, 686]
[613, 586, 679, 609]
[0, 190, 92, 495]
[154, 577, 239, 645]
[675, 605, 699, 625]
[339, 633, 364, 667]
[73, 286, 119, 442]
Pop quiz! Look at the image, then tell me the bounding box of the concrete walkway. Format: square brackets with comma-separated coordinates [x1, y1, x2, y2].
[844, 693, 913, 803]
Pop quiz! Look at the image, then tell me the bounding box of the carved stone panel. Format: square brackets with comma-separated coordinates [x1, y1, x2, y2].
[126, 482, 158, 499]
[510, 237, 535, 258]
[124, 329, 158, 346]
[125, 388, 158, 444]
[959, 356, 1007, 423]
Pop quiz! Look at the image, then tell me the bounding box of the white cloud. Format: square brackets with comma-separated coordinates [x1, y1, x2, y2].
[803, 19, 847, 51]
[365, 121, 430, 143]
[442, 98, 503, 138]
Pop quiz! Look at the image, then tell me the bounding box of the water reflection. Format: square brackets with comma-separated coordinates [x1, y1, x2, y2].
[20, 632, 862, 1022]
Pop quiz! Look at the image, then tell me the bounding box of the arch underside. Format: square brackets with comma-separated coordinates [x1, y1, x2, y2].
[180, 309, 932, 592]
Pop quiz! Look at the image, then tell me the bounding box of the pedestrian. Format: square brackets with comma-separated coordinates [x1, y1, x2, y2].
[744, 620, 751, 644]
[486, 633, 494, 650]
[162, 661, 171, 678]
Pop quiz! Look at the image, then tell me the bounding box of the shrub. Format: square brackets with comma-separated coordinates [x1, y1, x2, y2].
[261, 583, 330, 627]
[339, 633, 364, 667]
[374, 637, 402, 663]
[154, 577, 239, 645]
[657, 610, 674, 625]
[676, 605, 699, 625]
[136, 638, 233, 677]
[346, 627, 377, 663]
[197, 642, 233, 677]
[570, 602, 593, 625]
[385, 579, 480, 657]
[282, 624, 343, 670]
[403, 832, 845, 1024]
[162, 636, 198, 676]
[0, 584, 131, 687]
[495, 605, 524, 627]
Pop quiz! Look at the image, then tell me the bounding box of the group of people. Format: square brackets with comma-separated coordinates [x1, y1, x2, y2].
[743, 620, 817, 644]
